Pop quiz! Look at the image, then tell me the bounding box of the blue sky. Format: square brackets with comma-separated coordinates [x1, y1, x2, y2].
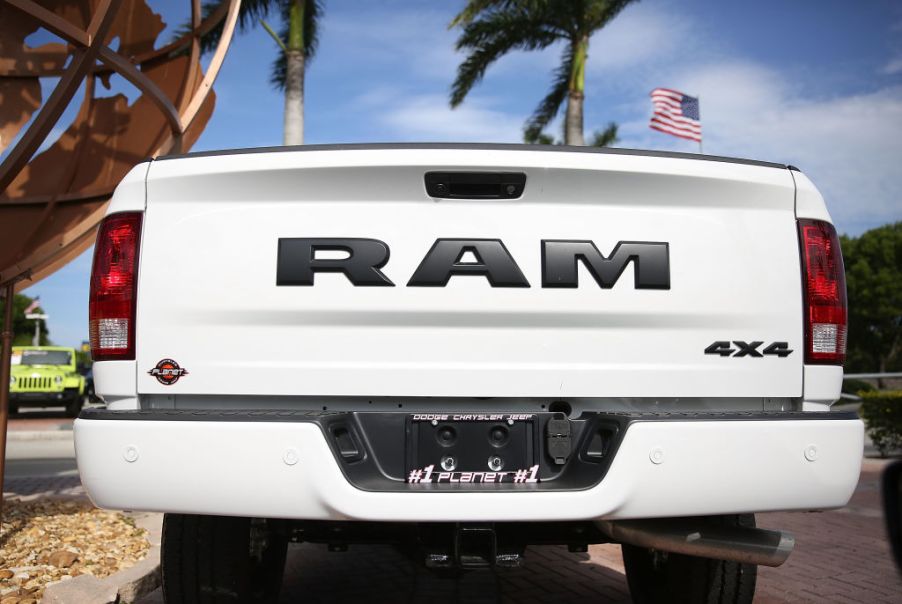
[14, 0, 902, 347]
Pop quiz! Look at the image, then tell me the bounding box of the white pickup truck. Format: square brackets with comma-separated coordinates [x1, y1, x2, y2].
[75, 144, 863, 603]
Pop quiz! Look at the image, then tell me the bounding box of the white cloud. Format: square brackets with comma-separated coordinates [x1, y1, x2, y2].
[883, 56, 902, 75]
[324, 4, 567, 93]
[323, 7, 459, 82]
[586, 1, 699, 75]
[375, 93, 523, 142]
[887, 14, 902, 74]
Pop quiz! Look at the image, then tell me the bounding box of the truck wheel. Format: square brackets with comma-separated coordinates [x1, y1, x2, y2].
[162, 514, 287, 604]
[621, 515, 757, 604]
[64, 395, 83, 418]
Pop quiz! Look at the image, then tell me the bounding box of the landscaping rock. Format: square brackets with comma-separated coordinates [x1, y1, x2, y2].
[39, 513, 163, 604]
[0, 499, 150, 602]
[44, 553, 77, 569]
[38, 575, 116, 604]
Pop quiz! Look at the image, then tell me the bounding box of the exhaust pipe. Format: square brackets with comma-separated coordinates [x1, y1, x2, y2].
[596, 519, 795, 567]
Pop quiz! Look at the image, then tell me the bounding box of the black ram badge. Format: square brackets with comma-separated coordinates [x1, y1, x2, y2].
[407, 239, 530, 287]
[277, 238, 395, 286]
[276, 238, 670, 289]
[541, 240, 669, 289]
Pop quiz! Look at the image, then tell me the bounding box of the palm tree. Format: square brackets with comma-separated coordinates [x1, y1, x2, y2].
[525, 121, 619, 147]
[184, 0, 322, 145]
[450, 0, 637, 146]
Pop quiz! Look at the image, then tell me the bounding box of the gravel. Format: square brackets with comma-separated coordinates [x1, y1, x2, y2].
[0, 499, 151, 603]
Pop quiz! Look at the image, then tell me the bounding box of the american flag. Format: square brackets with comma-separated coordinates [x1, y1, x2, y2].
[649, 88, 702, 143]
[24, 296, 41, 314]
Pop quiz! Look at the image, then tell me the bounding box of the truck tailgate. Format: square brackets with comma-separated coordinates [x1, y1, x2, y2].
[137, 148, 802, 398]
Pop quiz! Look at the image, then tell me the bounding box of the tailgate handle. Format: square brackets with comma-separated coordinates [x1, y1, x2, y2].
[425, 172, 526, 199]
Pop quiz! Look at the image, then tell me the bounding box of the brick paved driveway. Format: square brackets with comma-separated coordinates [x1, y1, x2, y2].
[278, 458, 901, 603]
[7, 413, 73, 432]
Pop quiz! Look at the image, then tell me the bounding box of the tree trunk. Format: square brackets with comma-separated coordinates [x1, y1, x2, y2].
[564, 35, 588, 146]
[283, 50, 304, 145]
[283, 0, 305, 146]
[564, 91, 584, 146]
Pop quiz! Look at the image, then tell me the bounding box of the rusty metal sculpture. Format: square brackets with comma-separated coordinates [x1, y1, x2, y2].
[0, 0, 241, 517]
[0, 0, 240, 288]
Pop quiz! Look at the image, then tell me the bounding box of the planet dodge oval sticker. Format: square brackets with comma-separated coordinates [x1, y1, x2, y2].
[148, 358, 188, 385]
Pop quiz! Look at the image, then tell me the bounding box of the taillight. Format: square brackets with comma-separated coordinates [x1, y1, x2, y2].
[89, 212, 142, 361]
[798, 219, 847, 365]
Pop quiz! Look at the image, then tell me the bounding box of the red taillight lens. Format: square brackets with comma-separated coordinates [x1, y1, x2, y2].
[89, 212, 142, 361]
[798, 219, 847, 365]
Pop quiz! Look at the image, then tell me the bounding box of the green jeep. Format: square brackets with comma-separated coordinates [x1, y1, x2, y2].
[10, 346, 85, 417]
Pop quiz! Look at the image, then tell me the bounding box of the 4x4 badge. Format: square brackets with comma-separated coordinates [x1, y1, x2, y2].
[148, 359, 188, 385]
[704, 341, 793, 358]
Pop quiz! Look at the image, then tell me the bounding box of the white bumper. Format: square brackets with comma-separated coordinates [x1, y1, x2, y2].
[74, 416, 863, 521]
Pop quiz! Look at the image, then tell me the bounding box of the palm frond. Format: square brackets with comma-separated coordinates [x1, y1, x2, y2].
[453, 4, 566, 50]
[278, 0, 322, 59]
[523, 45, 572, 141]
[304, 0, 322, 59]
[552, 0, 590, 36]
[170, 0, 278, 55]
[523, 130, 556, 145]
[585, 0, 639, 30]
[261, 19, 288, 52]
[269, 0, 321, 91]
[450, 9, 561, 107]
[167, 1, 220, 53]
[591, 122, 619, 147]
[450, 0, 520, 28]
[171, 0, 322, 60]
[234, 0, 281, 30]
[270, 24, 288, 90]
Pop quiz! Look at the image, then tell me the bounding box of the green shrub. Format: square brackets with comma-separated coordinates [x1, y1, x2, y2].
[842, 378, 876, 394]
[859, 391, 902, 457]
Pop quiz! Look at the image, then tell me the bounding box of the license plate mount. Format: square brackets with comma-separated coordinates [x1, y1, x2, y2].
[405, 414, 539, 484]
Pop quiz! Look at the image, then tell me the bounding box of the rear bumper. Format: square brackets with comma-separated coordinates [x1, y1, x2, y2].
[74, 410, 863, 522]
[10, 391, 75, 405]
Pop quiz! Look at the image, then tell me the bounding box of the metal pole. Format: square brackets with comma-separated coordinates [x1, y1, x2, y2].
[697, 94, 703, 154]
[33, 317, 39, 346]
[0, 281, 16, 522]
[843, 372, 902, 379]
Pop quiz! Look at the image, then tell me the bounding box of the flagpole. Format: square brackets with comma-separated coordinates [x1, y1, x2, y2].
[697, 94, 703, 154]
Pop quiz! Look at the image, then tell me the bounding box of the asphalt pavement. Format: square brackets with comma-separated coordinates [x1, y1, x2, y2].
[4, 408, 77, 480]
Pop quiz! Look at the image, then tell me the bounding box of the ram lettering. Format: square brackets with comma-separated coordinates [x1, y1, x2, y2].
[276, 237, 670, 288]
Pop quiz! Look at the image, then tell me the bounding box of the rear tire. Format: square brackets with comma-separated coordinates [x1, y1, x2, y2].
[64, 396, 82, 418]
[162, 514, 288, 604]
[621, 515, 757, 604]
